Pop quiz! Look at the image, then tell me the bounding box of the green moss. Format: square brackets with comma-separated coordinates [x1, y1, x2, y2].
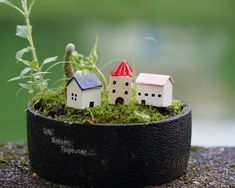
[32, 88, 183, 124]
[33, 87, 66, 112]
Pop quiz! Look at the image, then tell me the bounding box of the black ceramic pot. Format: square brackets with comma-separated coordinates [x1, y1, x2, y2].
[27, 103, 192, 188]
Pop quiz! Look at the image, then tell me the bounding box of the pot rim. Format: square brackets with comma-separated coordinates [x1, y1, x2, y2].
[27, 101, 191, 127]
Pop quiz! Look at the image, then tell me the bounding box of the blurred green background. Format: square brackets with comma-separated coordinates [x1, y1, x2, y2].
[0, 0, 235, 145]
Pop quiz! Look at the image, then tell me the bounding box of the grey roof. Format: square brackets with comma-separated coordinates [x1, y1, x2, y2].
[67, 73, 102, 90]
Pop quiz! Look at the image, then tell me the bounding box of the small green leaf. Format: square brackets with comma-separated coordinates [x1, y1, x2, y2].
[78, 64, 92, 70]
[28, 90, 34, 94]
[8, 76, 22, 82]
[27, 81, 34, 84]
[46, 61, 65, 72]
[16, 87, 24, 99]
[19, 83, 29, 90]
[32, 98, 41, 109]
[16, 25, 31, 39]
[17, 58, 31, 66]
[42, 56, 58, 66]
[89, 35, 98, 64]
[33, 74, 40, 79]
[16, 47, 31, 60]
[134, 111, 150, 121]
[0, 1, 24, 15]
[8, 75, 30, 83]
[20, 67, 31, 76]
[29, 0, 35, 12]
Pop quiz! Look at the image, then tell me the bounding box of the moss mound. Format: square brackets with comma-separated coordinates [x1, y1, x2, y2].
[32, 88, 183, 124]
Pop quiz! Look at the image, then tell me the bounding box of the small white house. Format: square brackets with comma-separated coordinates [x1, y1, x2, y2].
[108, 60, 133, 105]
[66, 73, 102, 109]
[135, 73, 174, 107]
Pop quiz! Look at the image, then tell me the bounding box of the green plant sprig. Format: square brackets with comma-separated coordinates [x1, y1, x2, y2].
[1, 0, 59, 100]
[66, 37, 108, 91]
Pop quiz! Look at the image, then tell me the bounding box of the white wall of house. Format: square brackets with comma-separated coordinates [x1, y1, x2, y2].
[81, 88, 101, 108]
[136, 82, 173, 107]
[67, 79, 83, 109]
[108, 76, 132, 104]
[163, 80, 173, 107]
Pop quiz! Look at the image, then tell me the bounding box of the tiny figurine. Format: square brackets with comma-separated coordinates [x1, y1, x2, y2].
[66, 72, 102, 109]
[136, 73, 174, 107]
[108, 60, 133, 105]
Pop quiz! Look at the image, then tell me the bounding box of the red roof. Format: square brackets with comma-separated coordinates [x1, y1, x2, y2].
[111, 60, 133, 77]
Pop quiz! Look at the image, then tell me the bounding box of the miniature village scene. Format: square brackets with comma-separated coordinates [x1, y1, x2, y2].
[66, 60, 174, 109]
[33, 44, 183, 124]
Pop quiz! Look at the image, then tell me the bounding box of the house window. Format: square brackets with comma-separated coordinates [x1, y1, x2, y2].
[138, 92, 141, 96]
[112, 89, 116, 93]
[71, 93, 77, 101]
[125, 91, 128, 95]
[145, 93, 148, 96]
[158, 94, 162, 97]
[152, 94, 155, 97]
[125, 82, 129, 86]
[113, 81, 116, 85]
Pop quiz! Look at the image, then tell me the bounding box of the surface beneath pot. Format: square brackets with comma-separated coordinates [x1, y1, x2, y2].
[0, 143, 234, 188]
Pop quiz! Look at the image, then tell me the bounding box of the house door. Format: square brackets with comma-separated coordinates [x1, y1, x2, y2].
[89, 101, 94, 107]
[141, 100, 146, 105]
[115, 97, 124, 105]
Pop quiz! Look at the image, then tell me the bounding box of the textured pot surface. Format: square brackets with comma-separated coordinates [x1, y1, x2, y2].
[27, 104, 192, 188]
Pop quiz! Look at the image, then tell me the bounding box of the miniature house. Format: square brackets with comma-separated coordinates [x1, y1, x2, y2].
[136, 73, 174, 107]
[66, 73, 102, 109]
[108, 60, 133, 105]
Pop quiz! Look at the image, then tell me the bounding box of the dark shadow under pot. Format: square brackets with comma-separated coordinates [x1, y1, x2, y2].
[27, 103, 192, 188]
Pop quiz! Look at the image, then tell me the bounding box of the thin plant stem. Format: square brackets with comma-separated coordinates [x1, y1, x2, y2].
[22, 0, 46, 94]
[93, 65, 107, 91]
[88, 108, 95, 122]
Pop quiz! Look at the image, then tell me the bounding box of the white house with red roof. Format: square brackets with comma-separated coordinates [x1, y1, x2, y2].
[108, 60, 133, 105]
[136, 73, 174, 107]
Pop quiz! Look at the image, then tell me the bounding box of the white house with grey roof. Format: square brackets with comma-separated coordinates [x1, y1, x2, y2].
[66, 73, 102, 109]
[136, 73, 174, 107]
